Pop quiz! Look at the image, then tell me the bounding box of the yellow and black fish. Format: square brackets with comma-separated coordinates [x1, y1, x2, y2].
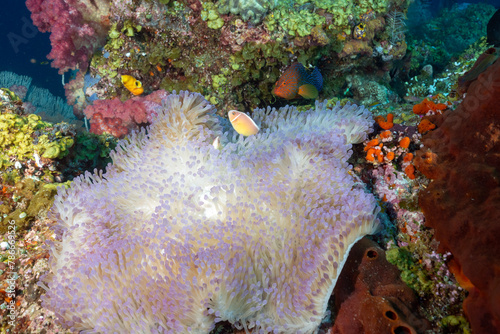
[121, 75, 144, 95]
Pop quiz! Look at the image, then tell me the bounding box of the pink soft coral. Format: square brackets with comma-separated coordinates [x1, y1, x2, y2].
[83, 90, 168, 138]
[26, 0, 110, 73]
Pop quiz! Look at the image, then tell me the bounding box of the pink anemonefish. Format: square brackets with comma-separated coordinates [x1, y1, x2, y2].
[273, 63, 323, 100]
[228, 110, 259, 136]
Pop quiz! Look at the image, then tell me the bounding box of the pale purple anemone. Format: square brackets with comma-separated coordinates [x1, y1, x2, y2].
[42, 91, 380, 333]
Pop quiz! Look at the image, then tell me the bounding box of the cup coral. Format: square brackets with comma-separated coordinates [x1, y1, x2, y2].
[42, 91, 380, 333]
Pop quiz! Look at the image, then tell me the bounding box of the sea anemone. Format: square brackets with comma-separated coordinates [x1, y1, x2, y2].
[42, 92, 380, 333]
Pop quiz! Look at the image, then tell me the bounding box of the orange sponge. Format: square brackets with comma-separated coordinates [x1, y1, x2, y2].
[413, 98, 447, 115]
[418, 119, 436, 133]
[404, 164, 415, 179]
[403, 152, 414, 163]
[375, 114, 394, 130]
[366, 147, 384, 163]
[364, 138, 380, 151]
[380, 130, 392, 139]
[399, 137, 410, 149]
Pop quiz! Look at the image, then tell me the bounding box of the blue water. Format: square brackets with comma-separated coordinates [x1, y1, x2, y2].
[429, 0, 500, 13]
[0, 0, 65, 98]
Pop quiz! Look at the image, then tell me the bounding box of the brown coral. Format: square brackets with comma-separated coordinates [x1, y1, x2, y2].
[331, 238, 430, 333]
[414, 54, 500, 333]
[339, 40, 373, 58]
[219, 19, 271, 52]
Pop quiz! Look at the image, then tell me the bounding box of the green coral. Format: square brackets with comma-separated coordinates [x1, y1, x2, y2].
[386, 247, 433, 293]
[86, 0, 399, 115]
[0, 113, 74, 168]
[216, 0, 274, 25]
[106, 20, 142, 50]
[123, 20, 142, 37]
[211, 74, 228, 91]
[0, 88, 21, 103]
[66, 132, 116, 173]
[357, 0, 388, 12]
[270, 8, 326, 37]
[201, 2, 225, 29]
[39, 137, 74, 159]
[441, 315, 471, 334]
[36, 132, 74, 159]
[110, 20, 142, 38]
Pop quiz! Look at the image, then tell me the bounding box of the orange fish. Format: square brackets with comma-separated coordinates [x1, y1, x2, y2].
[273, 63, 323, 100]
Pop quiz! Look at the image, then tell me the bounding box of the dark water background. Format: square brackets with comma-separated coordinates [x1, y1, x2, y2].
[0, 0, 65, 98]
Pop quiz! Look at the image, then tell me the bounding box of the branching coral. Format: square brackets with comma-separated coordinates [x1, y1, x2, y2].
[42, 91, 380, 333]
[386, 10, 406, 44]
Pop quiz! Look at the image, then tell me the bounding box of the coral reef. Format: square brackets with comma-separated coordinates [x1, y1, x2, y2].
[332, 237, 430, 333]
[414, 52, 500, 332]
[0, 215, 72, 333]
[11, 1, 491, 333]
[339, 18, 387, 59]
[386, 246, 468, 331]
[34, 0, 410, 114]
[354, 116, 470, 332]
[404, 37, 490, 101]
[361, 121, 420, 181]
[0, 179, 58, 235]
[42, 91, 380, 333]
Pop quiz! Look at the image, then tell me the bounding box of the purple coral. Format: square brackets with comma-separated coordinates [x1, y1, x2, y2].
[43, 92, 379, 333]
